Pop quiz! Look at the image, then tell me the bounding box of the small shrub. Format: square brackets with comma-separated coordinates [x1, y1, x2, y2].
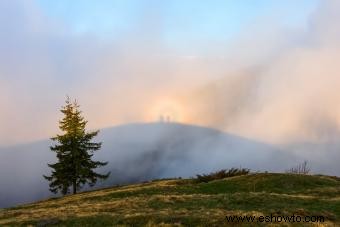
[286, 161, 310, 175]
[195, 168, 250, 183]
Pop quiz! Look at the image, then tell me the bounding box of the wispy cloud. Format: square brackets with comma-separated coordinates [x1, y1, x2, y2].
[0, 0, 340, 146]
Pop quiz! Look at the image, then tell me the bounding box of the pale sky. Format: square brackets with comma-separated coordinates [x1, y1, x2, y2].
[37, 0, 317, 38]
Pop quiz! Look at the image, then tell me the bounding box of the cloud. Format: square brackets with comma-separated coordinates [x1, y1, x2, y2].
[1, 0, 340, 146]
[0, 0, 225, 144]
[177, 0, 340, 143]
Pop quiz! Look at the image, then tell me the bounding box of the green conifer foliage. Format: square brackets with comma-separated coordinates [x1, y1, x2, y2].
[44, 97, 110, 195]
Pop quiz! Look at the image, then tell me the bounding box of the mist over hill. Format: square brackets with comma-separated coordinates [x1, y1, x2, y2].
[0, 122, 339, 208]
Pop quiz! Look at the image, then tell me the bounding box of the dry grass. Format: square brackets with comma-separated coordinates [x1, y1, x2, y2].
[0, 174, 339, 226]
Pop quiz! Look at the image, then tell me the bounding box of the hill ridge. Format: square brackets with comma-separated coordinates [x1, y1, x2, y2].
[0, 173, 339, 226]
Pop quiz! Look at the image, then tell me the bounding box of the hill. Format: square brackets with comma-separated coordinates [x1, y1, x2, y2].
[0, 123, 286, 208]
[0, 173, 339, 226]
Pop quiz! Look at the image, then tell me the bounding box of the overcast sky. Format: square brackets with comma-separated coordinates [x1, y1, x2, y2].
[1, 0, 340, 145]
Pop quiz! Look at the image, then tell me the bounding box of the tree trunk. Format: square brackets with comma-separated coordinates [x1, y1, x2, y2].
[73, 181, 77, 194]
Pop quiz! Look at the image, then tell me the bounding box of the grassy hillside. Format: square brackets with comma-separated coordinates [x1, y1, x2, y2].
[0, 173, 340, 226]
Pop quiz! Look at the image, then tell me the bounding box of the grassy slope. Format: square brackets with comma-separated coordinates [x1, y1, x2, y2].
[0, 173, 340, 226]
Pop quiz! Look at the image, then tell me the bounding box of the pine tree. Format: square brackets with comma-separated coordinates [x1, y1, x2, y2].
[44, 97, 110, 195]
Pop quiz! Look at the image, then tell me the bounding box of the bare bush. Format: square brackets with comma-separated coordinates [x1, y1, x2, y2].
[286, 161, 310, 175]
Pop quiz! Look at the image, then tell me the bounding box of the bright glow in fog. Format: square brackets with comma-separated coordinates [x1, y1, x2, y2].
[145, 98, 188, 123]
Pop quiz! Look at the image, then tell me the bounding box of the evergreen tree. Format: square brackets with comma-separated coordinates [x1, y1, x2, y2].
[44, 97, 110, 195]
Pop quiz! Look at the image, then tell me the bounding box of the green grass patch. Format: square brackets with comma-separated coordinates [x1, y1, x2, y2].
[1, 173, 339, 226]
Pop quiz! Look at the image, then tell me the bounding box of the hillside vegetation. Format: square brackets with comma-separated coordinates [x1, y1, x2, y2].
[0, 173, 340, 226]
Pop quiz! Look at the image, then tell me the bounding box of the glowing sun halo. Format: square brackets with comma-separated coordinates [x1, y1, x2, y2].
[146, 98, 187, 123]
